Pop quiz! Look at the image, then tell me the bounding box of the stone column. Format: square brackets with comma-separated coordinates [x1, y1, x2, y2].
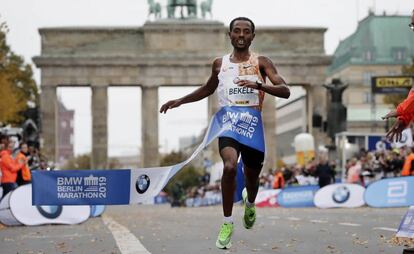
[91, 85, 108, 169]
[262, 95, 276, 171]
[207, 92, 221, 162]
[141, 86, 159, 167]
[40, 85, 58, 163]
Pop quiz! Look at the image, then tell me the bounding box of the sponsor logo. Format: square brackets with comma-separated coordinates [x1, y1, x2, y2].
[136, 174, 150, 194]
[222, 111, 259, 139]
[387, 181, 407, 204]
[282, 190, 314, 201]
[56, 175, 107, 199]
[332, 186, 350, 204]
[36, 205, 63, 219]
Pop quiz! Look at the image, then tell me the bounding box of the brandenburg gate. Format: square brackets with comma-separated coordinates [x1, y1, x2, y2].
[34, 19, 330, 169]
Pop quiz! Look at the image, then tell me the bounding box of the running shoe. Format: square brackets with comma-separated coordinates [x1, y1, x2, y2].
[242, 188, 256, 229]
[215, 222, 234, 249]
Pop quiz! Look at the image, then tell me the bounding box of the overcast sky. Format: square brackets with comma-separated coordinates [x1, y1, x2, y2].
[2, 0, 412, 156]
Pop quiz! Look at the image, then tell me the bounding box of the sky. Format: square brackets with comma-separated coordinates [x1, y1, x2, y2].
[1, 0, 412, 156]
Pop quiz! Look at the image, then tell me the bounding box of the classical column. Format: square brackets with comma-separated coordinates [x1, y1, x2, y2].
[262, 95, 276, 171]
[40, 85, 58, 163]
[91, 85, 108, 169]
[141, 86, 159, 167]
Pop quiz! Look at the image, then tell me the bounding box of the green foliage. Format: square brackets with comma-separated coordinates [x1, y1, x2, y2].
[160, 151, 203, 195]
[0, 19, 39, 125]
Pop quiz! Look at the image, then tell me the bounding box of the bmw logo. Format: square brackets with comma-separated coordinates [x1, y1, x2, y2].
[136, 174, 150, 194]
[36, 205, 63, 219]
[332, 186, 350, 204]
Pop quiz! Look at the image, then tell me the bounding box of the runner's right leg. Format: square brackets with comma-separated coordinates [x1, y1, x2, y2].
[216, 138, 239, 249]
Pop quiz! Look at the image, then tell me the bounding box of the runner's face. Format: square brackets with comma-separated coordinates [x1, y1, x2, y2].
[229, 20, 254, 50]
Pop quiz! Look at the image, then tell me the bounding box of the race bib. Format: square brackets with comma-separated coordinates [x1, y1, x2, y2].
[225, 75, 259, 106]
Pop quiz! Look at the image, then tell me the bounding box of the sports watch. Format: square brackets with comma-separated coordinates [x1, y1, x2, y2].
[256, 79, 263, 90]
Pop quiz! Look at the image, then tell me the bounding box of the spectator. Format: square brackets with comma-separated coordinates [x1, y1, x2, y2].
[401, 147, 414, 176]
[388, 149, 404, 177]
[314, 156, 335, 188]
[347, 158, 362, 184]
[0, 138, 24, 197]
[272, 168, 285, 189]
[15, 142, 31, 185]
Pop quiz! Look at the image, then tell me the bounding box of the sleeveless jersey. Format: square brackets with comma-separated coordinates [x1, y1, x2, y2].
[217, 53, 265, 111]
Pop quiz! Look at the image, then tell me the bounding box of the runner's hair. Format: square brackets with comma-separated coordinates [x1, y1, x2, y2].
[229, 17, 255, 33]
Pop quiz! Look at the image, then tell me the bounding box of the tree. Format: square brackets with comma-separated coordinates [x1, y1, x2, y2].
[0, 19, 39, 125]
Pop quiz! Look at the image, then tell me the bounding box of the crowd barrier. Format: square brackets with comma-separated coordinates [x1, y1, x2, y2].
[183, 176, 414, 209]
[0, 184, 105, 226]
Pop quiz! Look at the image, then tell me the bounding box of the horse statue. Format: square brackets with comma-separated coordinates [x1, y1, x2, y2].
[200, 0, 212, 18]
[148, 0, 162, 19]
[167, 0, 198, 19]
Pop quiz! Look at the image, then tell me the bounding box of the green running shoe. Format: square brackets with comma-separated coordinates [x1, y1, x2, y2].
[242, 188, 256, 229]
[215, 222, 234, 249]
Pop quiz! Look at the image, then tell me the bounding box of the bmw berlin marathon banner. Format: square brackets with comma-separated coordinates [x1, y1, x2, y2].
[33, 106, 265, 205]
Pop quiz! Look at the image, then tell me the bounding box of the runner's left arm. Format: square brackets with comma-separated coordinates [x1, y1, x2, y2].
[259, 56, 290, 98]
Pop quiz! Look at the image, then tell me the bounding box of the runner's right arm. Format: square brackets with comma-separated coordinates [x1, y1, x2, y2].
[159, 58, 221, 114]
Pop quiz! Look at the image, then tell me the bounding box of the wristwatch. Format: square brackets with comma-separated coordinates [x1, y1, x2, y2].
[256, 79, 263, 90]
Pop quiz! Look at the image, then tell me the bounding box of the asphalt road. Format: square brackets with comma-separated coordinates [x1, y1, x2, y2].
[0, 205, 412, 254]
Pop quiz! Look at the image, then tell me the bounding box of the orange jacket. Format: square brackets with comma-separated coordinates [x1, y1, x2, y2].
[0, 150, 22, 184]
[16, 152, 31, 181]
[402, 153, 414, 176]
[272, 172, 285, 189]
[396, 90, 414, 126]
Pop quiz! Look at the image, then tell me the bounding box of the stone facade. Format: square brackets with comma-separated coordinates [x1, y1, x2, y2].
[34, 20, 330, 169]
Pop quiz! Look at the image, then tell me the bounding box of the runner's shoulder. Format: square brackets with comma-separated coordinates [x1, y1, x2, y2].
[212, 57, 223, 73]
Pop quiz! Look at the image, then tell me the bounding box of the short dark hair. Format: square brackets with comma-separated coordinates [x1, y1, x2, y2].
[229, 17, 255, 33]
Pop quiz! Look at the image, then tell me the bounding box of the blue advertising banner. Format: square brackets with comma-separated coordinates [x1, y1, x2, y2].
[365, 176, 414, 207]
[32, 170, 131, 205]
[32, 107, 263, 205]
[277, 185, 319, 208]
[367, 136, 391, 151]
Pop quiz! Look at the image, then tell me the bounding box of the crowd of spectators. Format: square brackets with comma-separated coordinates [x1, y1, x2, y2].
[0, 132, 49, 199]
[259, 147, 414, 190]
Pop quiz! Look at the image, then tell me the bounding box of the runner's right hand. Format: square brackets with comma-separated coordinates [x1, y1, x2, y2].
[159, 99, 182, 114]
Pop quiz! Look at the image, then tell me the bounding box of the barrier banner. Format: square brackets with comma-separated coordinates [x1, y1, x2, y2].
[365, 176, 414, 208]
[0, 185, 90, 226]
[255, 189, 281, 207]
[277, 185, 319, 208]
[33, 106, 264, 205]
[396, 206, 414, 238]
[314, 183, 365, 208]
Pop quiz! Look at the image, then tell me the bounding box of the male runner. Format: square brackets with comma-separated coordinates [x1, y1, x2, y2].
[160, 17, 290, 249]
[382, 10, 414, 142]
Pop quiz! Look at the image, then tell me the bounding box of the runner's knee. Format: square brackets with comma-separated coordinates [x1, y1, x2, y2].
[222, 161, 237, 178]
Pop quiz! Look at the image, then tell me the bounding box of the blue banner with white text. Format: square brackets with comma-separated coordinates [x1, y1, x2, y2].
[32, 106, 262, 205]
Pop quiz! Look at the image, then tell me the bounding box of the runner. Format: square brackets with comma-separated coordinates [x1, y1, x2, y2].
[160, 17, 290, 249]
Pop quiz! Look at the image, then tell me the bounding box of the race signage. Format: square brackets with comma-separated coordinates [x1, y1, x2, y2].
[277, 185, 319, 208]
[396, 206, 414, 238]
[365, 176, 414, 207]
[314, 183, 365, 208]
[371, 76, 414, 94]
[33, 106, 263, 205]
[255, 189, 281, 207]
